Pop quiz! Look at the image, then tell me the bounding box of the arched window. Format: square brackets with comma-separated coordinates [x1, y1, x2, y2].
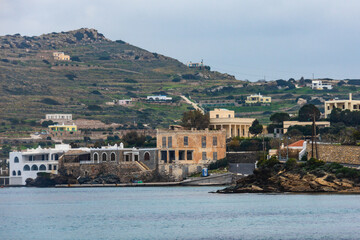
[94, 153, 99, 162]
[23, 165, 30, 171]
[12, 170, 16, 176]
[14, 157, 19, 163]
[102, 153, 107, 162]
[110, 152, 116, 161]
[18, 170, 21, 176]
[31, 165, 38, 171]
[144, 152, 150, 161]
[54, 154, 59, 160]
[39, 164, 46, 171]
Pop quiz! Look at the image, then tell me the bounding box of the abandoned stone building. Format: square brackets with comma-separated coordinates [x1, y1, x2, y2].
[156, 128, 226, 181]
[59, 144, 158, 182]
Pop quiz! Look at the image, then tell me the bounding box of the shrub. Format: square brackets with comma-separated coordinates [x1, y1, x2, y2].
[90, 90, 102, 95]
[87, 105, 102, 111]
[115, 40, 125, 44]
[124, 78, 138, 83]
[41, 98, 61, 105]
[305, 158, 325, 170]
[172, 77, 181, 82]
[285, 158, 298, 170]
[208, 158, 228, 170]
[258, 156, 279, 168]
[65, 74, 77, 81]
[71, 56, 81, 62]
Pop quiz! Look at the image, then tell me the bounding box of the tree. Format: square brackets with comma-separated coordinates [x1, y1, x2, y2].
[122, 131, 146, 147]
[298, 104, 320, 121]
[249, 119, 263, 136]
[270, 113, 290, 124]
[181, 110, 210, 130]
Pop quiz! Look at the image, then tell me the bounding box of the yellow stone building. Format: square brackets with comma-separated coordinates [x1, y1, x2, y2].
[324, 93, 360, 118]
[49, 124, 77, 132]
[245, 93, 271, 104]
[283, 121, 330, 134]
[53, 52, 70, 61]
[209, 109, 255, 138]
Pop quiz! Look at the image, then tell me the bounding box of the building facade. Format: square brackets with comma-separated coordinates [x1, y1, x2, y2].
[8, 144, 71, 185]
[156, 128, 226, 181]
[209, 108, 255, 138]
[49, 123, 77, 132]
[46, 114, 73, 121]
[147, 95, 172, 101]
[311, 80, 332, 90]
[245, 93, 271, 104]
[324, 93, 360, 118]
[53, 52, 70, 61]
[283, 121, 331, 134]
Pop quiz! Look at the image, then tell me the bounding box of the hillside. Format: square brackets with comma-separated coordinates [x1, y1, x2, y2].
[0, 28, 238, 129]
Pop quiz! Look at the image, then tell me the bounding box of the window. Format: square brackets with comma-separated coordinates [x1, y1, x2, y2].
[39, 164, 46, 171]
[184, 136, 188, 146]
[102, 153, 107, 162]
[202, 136, 206, 148]
[54, 165, 57, 170]
[161, 151, 167, 163]
[94, 153, 99, 162]
[54, 154, 59, 160]
[213, 137, 217, 147]
[213, 152, 218, 161]
[228, 114, 231, 118]
[144, 152, 150, 161]
[29, 156, 33, 161]
[12, 170, 16, 176]
[179, 150, 185, 160]
[111, 152, 116, 161]
[23, 165, 30, 171]
[169, 151, 175, 163]
[162, 137, 167, 147]
[48, 165, 52, 170]
[14, 157, 19, 163]
[187, 150, 193, 160]
[168, 137, 172, 148]
[31, 165, 38, 171]
[327, 106, 330, 110]
[343, 105, 345, 109]
[202, 152, 207, 160]
[134, 155, 139, 161]
[17, 170, 21, 176]
[216, 114, 219, 118]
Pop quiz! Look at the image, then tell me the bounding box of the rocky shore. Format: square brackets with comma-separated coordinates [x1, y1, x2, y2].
[218, 157, 360, 193]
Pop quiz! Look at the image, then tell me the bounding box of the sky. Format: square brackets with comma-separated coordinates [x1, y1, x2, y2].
[1, 0, 360, 81]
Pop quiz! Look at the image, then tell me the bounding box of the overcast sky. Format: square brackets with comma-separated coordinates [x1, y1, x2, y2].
[1, 0, 360, 81]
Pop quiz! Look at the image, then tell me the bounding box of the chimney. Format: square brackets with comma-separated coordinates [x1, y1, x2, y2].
[349, 93, 352, 101]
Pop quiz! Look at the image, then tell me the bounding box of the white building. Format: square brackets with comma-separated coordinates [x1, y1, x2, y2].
[147, 95, 172, 101]
[8, 144, 71, 185]
[311, 80, 332, 90]
[118, 99, 132, 105]
[45, 114, 73, 121]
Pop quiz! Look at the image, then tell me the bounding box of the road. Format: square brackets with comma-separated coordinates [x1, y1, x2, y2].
[180, 95, 205, 114]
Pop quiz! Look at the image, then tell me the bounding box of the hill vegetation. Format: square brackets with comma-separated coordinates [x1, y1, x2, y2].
[0, 28, 237, 129]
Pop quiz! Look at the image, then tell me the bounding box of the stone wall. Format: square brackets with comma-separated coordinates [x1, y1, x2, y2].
[308, 144, 360, 164]
[158, 162, 208, 182]
[227, 152, 259, 163]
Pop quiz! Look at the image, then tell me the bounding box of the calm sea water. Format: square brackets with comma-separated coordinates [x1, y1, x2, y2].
[0, 187, 360, 240]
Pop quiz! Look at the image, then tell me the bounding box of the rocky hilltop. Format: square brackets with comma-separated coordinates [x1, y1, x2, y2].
[218, 158, 360, 193]
[0, 28, 110, 50]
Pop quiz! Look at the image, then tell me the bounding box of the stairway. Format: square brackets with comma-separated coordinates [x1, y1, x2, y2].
[135, 161, 150, 171]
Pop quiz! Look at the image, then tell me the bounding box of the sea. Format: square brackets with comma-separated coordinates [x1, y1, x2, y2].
[0, 186, 360, 240]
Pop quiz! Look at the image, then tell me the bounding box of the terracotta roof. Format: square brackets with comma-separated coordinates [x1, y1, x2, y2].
[288, 140, 305, 148]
